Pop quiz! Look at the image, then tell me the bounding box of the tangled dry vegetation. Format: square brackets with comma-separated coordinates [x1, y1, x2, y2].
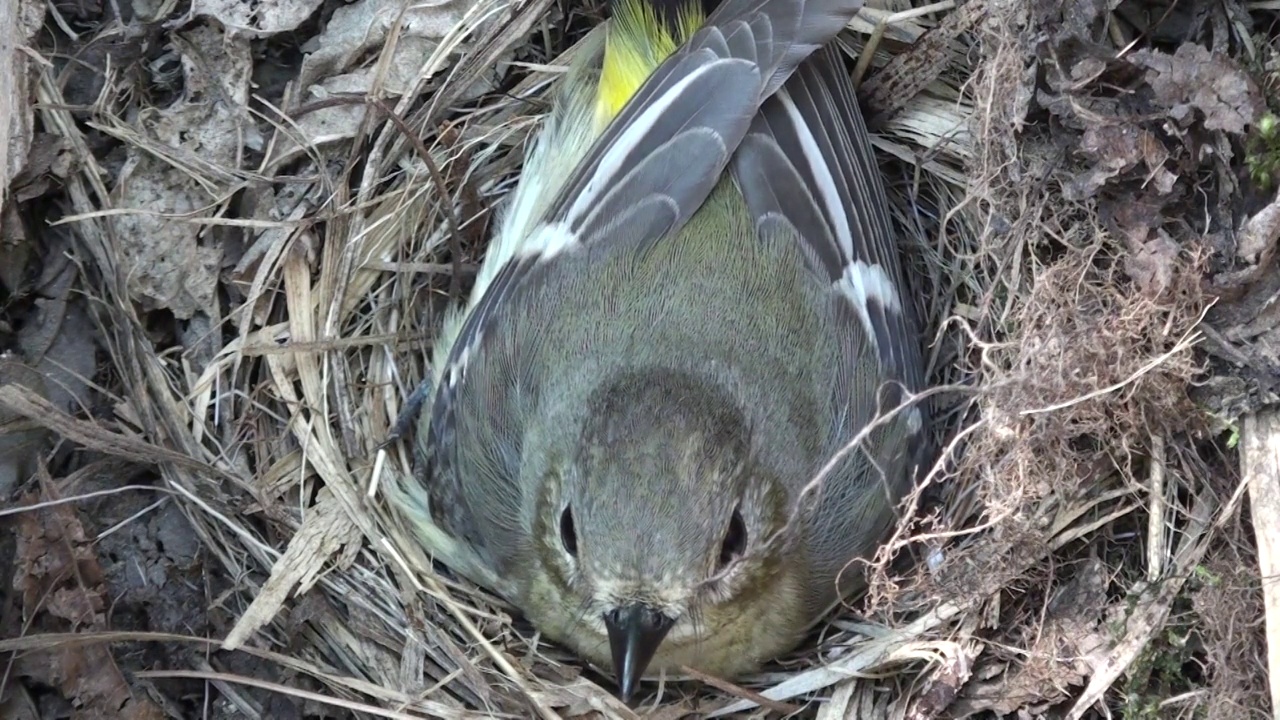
[1, 0, 1278, 717]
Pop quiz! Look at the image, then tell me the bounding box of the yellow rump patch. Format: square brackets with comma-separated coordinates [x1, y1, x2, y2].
[596, 0, 706, 126]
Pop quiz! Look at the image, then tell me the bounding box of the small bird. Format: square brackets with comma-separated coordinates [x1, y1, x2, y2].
[389, 0, 928, 701]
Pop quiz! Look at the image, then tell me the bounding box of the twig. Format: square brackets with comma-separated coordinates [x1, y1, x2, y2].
[678, 666, 801, 714]
[1242, 410, 1280, 720]
[1147, 433, 1167, 582]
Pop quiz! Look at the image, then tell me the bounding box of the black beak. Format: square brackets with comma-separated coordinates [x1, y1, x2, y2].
[603, 603, 676, 702]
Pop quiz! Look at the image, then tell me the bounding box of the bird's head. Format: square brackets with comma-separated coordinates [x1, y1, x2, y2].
[527, 369, 800, 700]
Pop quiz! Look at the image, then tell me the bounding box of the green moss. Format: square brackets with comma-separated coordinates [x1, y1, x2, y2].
[1246, 113, 1280, 190]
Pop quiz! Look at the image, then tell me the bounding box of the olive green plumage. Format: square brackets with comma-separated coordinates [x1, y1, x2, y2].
[388, 0, 927, 700]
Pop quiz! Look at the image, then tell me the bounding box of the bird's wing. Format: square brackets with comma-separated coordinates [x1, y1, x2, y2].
[420, 1, 868, 532]
[728, 44, 927, 610]
[730, 43, 924, 416]
[437, 0, 870, 392]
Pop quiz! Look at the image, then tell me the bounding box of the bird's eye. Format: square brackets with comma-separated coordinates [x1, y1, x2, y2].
[718, 508, 746, 568]
[559, 505, 578, 557]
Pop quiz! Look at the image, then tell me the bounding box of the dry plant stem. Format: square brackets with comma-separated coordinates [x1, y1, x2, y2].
[0, 483, 166, 519]
[134, 669, 479, 720]
[380, 537, 565, 720]
[365, 96, 468, 277]
[193, 658, 262, 718]
[19, 0, 1207, 714]
[1018, 313, 1205, 416]
[0, 630, 482, 717]
[1147, 433, 1167, 582]
[708, 603, 969, 716]
[1115, 1, 1184, 58]
[1106, 11, 1129, 49]
[813, 681, 858, 720]
[419, 0, 558, 125]
[0, 385, 227, 478]
[852, 2, 958, 88]
[677, 666, 801, 714]
[1242, 410, 1280, 720]
[2, 36, 23, 218]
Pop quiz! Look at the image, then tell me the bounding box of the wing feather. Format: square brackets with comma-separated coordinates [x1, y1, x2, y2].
[427, 0, 867, 457]
[418, 2, 874, 551]
[730, 44, 924, 418]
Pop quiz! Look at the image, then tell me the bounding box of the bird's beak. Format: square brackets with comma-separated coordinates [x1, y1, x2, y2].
[603, 603, 676, 702]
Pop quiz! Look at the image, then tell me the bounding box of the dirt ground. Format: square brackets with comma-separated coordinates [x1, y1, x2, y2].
[1, 0, 1278, 718]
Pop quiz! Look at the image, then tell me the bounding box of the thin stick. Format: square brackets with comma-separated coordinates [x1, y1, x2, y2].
[1242, 410, 1280, 720]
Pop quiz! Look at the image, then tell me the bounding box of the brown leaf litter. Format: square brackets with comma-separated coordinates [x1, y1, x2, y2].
[10, 482, 166, 720]
[0, 0, 1276, 717]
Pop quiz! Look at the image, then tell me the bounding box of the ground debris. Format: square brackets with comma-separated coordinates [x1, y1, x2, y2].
[1129, 43, 1264, 135]
[1, 0, 1275, 717]
[9, 491, 166, 720]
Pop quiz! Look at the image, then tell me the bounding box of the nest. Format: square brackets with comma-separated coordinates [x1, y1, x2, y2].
[1, 0, 1274, 718]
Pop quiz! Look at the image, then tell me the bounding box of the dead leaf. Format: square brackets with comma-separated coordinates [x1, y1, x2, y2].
[0, 354, 51, 495]
[10, 132, 74, 204]
[1138, 128, 1176, 194]
[15, 492, 106, 625]
[161, 25, 259, 145]
[267, 0, 493, 166]
[0, 683, 40, 720]
[909, 648, 978, 719]
[1236, 192, 1280, 267]
[16, 237, 98, 419]
[187, 0, 325, 35]
[11, 494, 166, 720]
[1128, 43, 1264, 135]
[296, 0, 477, 90]
[1051, 0, 1114, 44]
[111, 159, 224, 318]
[1067, 122, 1174, 200]
[106, 24, 256, 317]
[0, 203, 32, 294]
[1069, 57, 1106, 87]
[1124, 230, 1180, 298]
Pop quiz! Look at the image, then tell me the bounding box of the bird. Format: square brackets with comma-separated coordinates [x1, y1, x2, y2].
[386, 0, 928, 702]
